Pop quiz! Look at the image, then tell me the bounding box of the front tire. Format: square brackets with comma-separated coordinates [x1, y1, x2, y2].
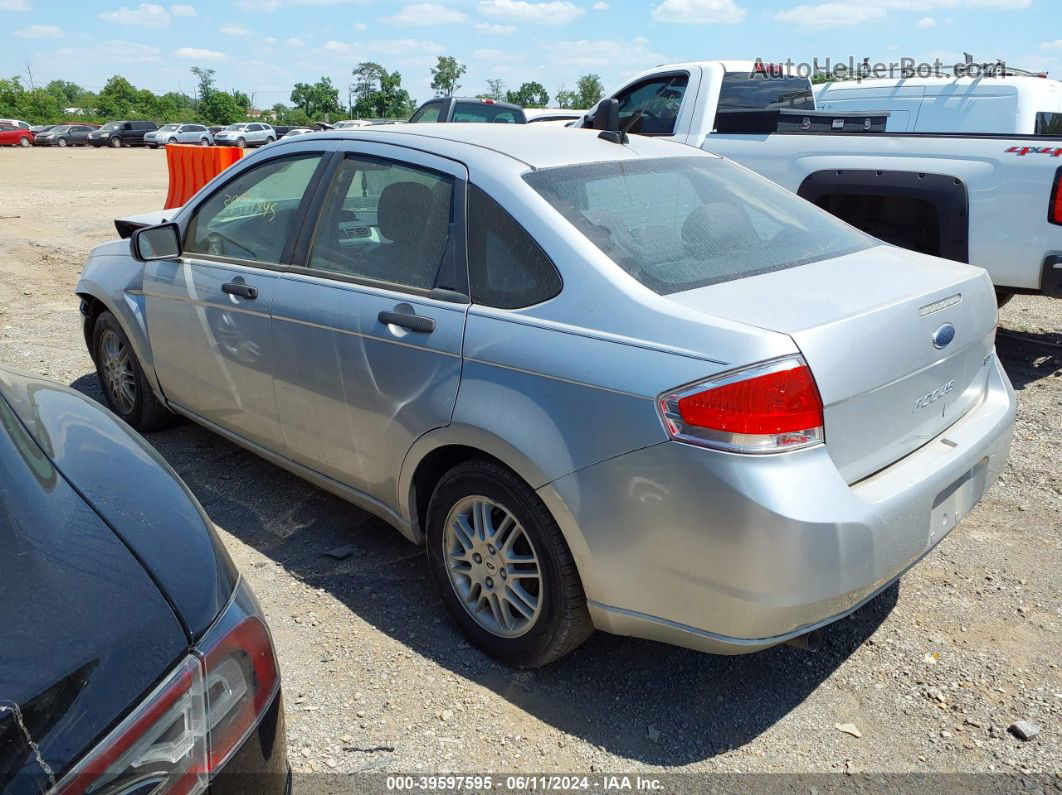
[426, 458, 593, 668]
[236, 137, 246, 148]
[110, 136, 122, 148]
[168, 137, 178, 146]
[92, 311, 177, 432]
[56, 137, 67, 147]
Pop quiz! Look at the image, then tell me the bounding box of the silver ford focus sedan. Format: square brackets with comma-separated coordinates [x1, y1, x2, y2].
[75, 126, 1015, 667]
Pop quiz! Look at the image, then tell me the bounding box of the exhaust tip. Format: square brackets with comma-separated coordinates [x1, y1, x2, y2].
[784, 629, 823, 653]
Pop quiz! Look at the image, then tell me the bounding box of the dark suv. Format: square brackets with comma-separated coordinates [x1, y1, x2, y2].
[409, 96, 526, 124]
[88, 120, 159, 148]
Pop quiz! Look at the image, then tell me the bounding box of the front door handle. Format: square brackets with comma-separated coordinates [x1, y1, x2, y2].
[222, 281, 258, 299]
[379, 308, 435, 333]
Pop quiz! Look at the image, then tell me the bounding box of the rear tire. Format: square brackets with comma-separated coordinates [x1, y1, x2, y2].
[18, 137, 30, 147]
[426, 458, 593, 668]
[199, 137, 209, 146]
[92, 311, 178, 432]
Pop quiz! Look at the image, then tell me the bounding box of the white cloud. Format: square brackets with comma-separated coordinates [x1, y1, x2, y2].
[0, 0, 30, 9]
[1042, 40, 1062, 50]
[284, 36, 305, 47]
[383, 2, 470, 24]
[174, 46, 228, 59]
[591, 0, 608, 7]
[472, 47, 524, 62]
[323, 38, 444, 57]
[354, 21, 367, 29]
[220, 23, 251, 35]
[15, 23, 62, 37]
[100, 3, 171, 26]
[773, 3, 884, 29]
[53, 40, 161, 63]
[170, 3, 195, 15]
[651, 0, 745, 24]
[474, 21, 516, 33]
[916, 16, 935, 27]
[539, 36, 663, 70]
[477, 0, 583, 25]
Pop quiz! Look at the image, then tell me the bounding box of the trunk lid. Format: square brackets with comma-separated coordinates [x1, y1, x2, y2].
[667, 244, 997, 482]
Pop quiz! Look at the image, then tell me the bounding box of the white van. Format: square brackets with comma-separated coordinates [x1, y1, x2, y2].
[814, 75, 1062, 134]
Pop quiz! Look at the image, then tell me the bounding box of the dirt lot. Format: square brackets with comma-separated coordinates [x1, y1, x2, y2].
[1, 147, 1060, 781]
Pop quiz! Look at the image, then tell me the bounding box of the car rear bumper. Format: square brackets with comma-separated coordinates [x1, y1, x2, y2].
[540, 352, 1015, 654]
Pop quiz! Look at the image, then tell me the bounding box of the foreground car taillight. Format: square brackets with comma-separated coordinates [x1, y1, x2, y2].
[659, 356, 824, 453]
[1050, 166, 1062, 226]
[58, 579, 279, 795]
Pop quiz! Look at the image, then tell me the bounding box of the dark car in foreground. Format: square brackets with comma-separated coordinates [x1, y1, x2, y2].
[0, 364, 288, 793]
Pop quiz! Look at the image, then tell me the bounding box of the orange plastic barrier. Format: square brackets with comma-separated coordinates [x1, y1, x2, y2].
[163, 144, 243, 210]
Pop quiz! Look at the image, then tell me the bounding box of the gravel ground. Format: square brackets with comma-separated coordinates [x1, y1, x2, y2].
[1, 147, 1059, 783]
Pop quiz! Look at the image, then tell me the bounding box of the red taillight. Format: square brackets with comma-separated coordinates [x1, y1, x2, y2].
[1050, 166, 1062, 226]
[659, 357, 824, 453]
[56, 580, 280, 795]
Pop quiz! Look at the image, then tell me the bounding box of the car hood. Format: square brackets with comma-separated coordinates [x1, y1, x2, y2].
[0, 383, 187, 790]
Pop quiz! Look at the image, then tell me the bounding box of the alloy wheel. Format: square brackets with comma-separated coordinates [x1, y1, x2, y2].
[99, 329, 136, 415]
[442, 496, 543, 638]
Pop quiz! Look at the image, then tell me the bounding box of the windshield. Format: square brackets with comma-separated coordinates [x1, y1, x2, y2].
[159, 124, 179, 131]
[717, 73, 815, 112]
[224, 124, 248, 131]
[50, 126, 72, 133]
[525, 157, 870, 295]
[101, 122, 122, 130]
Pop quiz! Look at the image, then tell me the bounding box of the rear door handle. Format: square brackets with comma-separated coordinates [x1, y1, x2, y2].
[378, 309, 435, 333]
[222, 281, 258, 299]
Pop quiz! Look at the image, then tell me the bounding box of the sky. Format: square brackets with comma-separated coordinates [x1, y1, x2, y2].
[2, 0, 1061, 111]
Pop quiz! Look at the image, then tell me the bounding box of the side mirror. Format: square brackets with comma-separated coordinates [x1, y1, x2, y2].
[131, 222, 182, 262]
[590, 98, 620, 132]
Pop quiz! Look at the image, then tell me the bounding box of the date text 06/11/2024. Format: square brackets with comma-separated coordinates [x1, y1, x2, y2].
[384, 776, 665, 791]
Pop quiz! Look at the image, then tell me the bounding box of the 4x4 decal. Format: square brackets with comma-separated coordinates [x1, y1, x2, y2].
[1006, 145, 1062, 157]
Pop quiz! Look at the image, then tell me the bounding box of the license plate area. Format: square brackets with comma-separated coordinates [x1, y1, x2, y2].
[929, 458, 988, 548]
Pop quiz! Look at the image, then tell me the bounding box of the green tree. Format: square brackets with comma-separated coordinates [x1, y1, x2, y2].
[190, 66, 216, 102]
[477, 78, 505, 101]
[430, 55, 466, 97]
[96, 75, 139, 118]
[231, 90, 251, 112]
[290, 76, 341, 119]
[506, 81, 549, 108]
[199, 90, 243, 125]
[555, 84, 577, 109]
[349, 63, 414, 118]
[574, 73, 604, 109]
[44, 79, 83, 106]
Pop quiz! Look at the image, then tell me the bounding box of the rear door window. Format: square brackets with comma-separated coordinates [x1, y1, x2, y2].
[525, 156, 870, 295]
[452, 103, 522, 123]
[306, 156, 455, 291]
[613, 74, 689, 135]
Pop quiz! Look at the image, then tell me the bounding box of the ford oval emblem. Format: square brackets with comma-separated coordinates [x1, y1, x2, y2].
[932, 323, 956, 349]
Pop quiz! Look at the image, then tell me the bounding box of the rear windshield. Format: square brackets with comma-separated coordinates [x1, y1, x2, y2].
[717, 73, 814, 113]
[452, 102, 524, 124]
[525, 157, 870, 295]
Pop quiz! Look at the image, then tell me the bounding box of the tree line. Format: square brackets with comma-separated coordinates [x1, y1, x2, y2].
[0, 55, 606, 125]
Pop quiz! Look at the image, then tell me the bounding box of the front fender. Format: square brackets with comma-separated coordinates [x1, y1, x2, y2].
[76, 250, 163, 400]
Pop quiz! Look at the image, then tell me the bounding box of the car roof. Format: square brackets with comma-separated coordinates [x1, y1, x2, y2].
[276, 124, 719, 171]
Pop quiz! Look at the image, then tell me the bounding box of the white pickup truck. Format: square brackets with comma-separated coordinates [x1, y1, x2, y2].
[581, 60, 1062, 302]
